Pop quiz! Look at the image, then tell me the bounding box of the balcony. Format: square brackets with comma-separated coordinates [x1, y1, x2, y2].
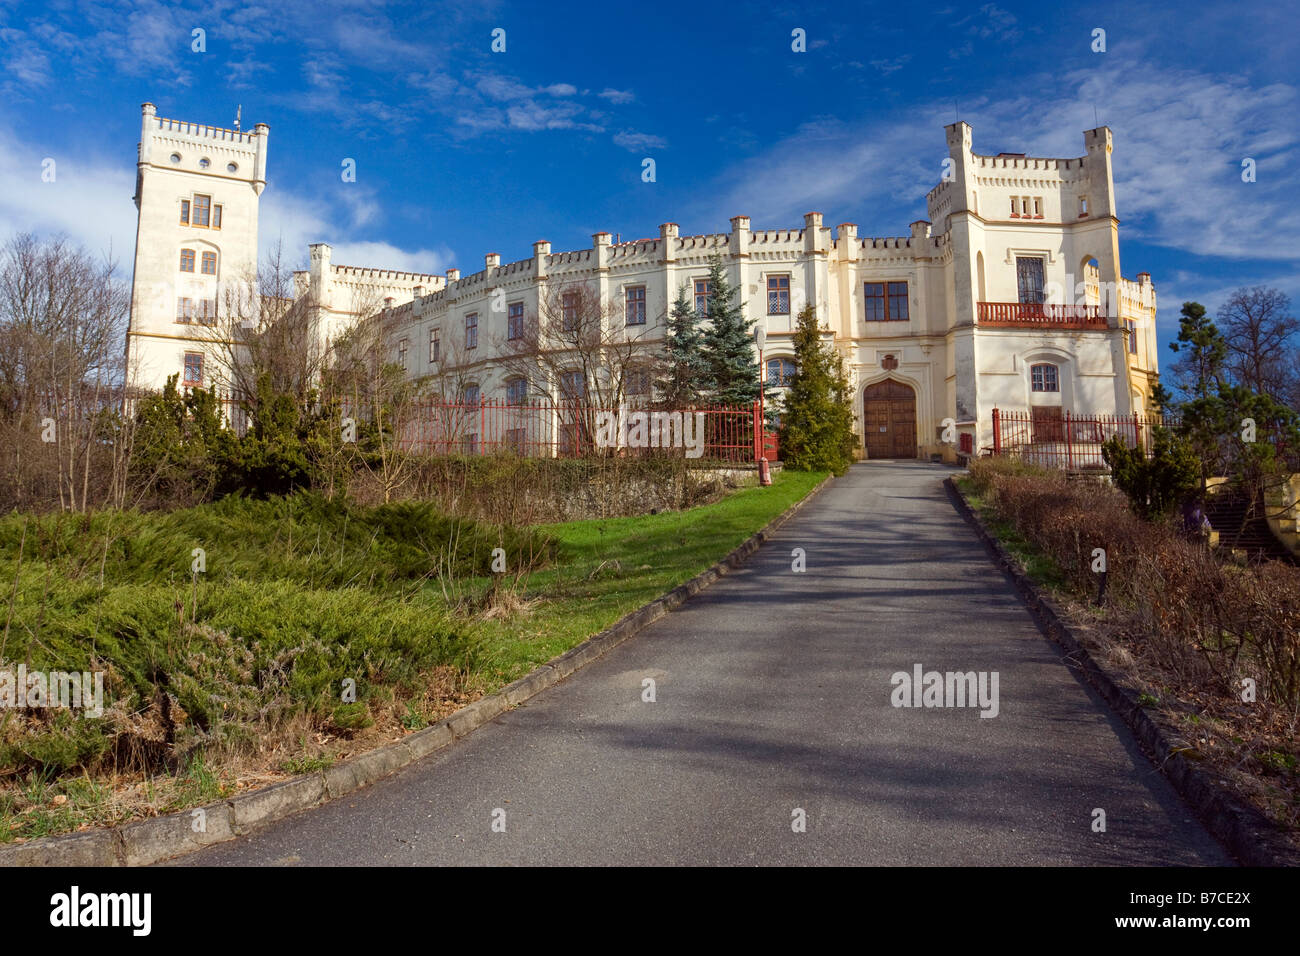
[977, 301, 1108, 330]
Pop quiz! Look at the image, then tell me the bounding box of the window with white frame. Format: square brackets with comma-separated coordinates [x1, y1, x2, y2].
[1030, 363, 1059, 392]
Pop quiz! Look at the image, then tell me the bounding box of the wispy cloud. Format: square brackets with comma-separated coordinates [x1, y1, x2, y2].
[613, 131, 667, 152]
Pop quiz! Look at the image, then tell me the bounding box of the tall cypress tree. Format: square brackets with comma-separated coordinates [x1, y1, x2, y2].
[779, 304, 856, 474]
[656, 284, 708, 407]
[698, 254, 764, 406]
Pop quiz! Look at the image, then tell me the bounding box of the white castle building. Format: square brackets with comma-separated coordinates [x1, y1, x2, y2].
[125, 102, 1159, 461]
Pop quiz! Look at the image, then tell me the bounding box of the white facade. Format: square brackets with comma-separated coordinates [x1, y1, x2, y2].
[126, 108, 1159, 460]
[124, 102, 268, 392]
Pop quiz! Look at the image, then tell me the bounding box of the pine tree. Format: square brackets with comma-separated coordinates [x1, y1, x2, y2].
[698, 254, 764, 406]
[656, 284, 708, 407]
[778, 305, 856, 474]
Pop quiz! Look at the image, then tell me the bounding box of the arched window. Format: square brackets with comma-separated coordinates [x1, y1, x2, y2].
[505, 377, 527, 406]
[1030, 363, 1059, 393]
[767, 357, 797, 387]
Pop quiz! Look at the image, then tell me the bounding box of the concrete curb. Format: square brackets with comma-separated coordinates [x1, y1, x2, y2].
[945, 476, 1300, 868]
[1, 473, 834, 868]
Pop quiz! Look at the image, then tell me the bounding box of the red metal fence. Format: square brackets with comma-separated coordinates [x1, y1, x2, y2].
[214, 394, 774, 462]
[991, 408, 1172, 471]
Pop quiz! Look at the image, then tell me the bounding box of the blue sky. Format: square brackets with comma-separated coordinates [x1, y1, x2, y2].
[1, 0, 1297, 349]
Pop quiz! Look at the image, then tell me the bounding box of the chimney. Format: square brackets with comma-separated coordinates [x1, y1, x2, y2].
[446, 268, 460, 283]
[485, 252, 500, 270]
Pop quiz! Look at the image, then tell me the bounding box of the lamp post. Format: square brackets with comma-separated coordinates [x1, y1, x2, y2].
[754, 325, 767, 471]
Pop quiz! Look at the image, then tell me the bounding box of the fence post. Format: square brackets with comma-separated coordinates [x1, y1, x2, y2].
[992, 408, 1001, 456]
[1064, 410, 1073, 471]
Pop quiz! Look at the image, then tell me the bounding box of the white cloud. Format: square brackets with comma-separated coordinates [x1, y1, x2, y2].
[598, 88, 634, 104]
[613, 130, 667, 152]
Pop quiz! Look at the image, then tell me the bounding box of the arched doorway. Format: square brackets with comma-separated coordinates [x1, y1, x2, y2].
[863, 379, 917, 459]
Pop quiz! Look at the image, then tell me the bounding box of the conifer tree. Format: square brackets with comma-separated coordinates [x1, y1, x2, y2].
[656, 284, 708, 407]
[698, 254, 764, 405]
[778, 304, 856, 474]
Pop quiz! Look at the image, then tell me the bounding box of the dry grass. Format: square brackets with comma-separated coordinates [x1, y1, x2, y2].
[965, 457, 1300, 843]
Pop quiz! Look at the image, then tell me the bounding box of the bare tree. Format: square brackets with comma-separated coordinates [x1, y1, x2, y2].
[0, 233, 130, 511]
[1219, 287, 1299, 404]
[495, 279, 659, 452]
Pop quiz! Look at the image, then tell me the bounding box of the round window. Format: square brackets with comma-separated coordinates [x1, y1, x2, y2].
[226, 162, 238, 173]
[169, 153, 181, 163]
[198, 158, 210, 169]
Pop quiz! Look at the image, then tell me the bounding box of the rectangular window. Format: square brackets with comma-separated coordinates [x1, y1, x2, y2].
[562, 291, 580, 332]
[179, 249, 195, 272]
[176, 297, 194, 323]
[626, 367, 650, 396]
[864, 281, 909, 321]
[1032, 197, 1043, 218]
[211, 204, 222, 229]
[507, 302, 523, 340]
[1010, 196, 1019, 218]
[767, 275, 790, 315]
[505, 427, 526, 455]
[398, 338, 409, 370]
[694, 279, 713, 316]
[201, 251, 216, 275]
[183, 352, 203, 386]
[192, 194, 211, 227]
[888, 282, 909, 320]
[179, 200, 190, 225]
[463, 385, 480, 408]
[465, 312, 478, 349]
[506, 378, 528, 405]
[1030, 363, 1059, 392]
[198, 299, 217, 326]
[864, 282, 886, 321]
[429, 328, 440, 363]
[1079, 195, 1089, 217]
[560, 370, 585, 400]
[625, 285, 646, 325]
[1016, 257, 1046, 304]
[1128, 320, 1138, 354]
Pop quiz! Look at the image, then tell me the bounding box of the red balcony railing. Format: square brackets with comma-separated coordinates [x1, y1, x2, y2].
[977, 301, 1107, 329]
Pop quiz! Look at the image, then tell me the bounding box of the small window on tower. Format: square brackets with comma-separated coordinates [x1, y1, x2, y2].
[1033, 197, 1043, 218]
[170, 153, 181, 164]
[180, 200, 190, 225]
[227, 162, 238, 174]
[1079, 195, 1089, 217]
[212, 205, 222, 230]
[199, 158, 210, 169]
[1010, 196, 1019, 218]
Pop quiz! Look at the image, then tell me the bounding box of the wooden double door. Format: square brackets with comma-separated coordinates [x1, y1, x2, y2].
[863, 379, 917, 459]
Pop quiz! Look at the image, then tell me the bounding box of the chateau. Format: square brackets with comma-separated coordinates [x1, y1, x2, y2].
[125, 102, 1159, 461]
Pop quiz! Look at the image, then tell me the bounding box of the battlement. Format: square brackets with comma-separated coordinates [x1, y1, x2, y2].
[331, 263, 444, 284]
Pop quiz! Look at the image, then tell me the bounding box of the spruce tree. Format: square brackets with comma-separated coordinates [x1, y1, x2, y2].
[698, 254, 764, 406]
[656, 284, 708, 407]
[778, 304, 856, 474]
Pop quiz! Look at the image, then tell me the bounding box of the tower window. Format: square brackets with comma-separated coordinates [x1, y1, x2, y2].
[201, 251, 217, 275]
[199, 158, 210, 169]
[465, 312, 478, 349]
[179, 248, 196, 272]
[170, 153, 181, 164]
[625, 285, 646, 325]
[180, 200, 190, 225]
[1078, 195, 1089, 217]
[428, 328, 440, 363]
[397, 338, 409, 370]
[227, 162, 238, 173]
[192, 194, 211, 227]
[864, 281, 909, 321]
[767, 275, 790, 315]
[212, 204, 222, 229]
[508, 302, 524, 339]
[694, 279, 713, 316]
